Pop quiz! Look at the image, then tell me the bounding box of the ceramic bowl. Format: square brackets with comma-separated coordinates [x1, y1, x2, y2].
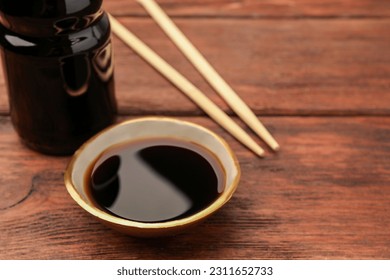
[64, 117, 240, 237]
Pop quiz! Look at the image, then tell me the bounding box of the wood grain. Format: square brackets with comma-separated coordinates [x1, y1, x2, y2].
[1, 18, 389, 116]
[1, 0, 389, 261]
[1, 116, 389, 259]
[104, 0, 390, 18]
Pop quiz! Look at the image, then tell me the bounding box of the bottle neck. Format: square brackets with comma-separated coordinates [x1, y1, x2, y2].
[0, 0, 104, 37]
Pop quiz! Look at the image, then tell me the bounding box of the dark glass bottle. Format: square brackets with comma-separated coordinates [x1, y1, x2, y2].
[0, 0, 117, 155]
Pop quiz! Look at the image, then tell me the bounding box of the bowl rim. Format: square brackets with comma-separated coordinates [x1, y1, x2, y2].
[64, 116, 241, 230]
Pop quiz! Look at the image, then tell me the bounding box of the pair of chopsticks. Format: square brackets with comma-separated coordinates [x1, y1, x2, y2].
[108, 0, 279, 157]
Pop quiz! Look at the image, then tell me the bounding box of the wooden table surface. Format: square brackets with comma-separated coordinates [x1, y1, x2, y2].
[1, 0, 389, 259]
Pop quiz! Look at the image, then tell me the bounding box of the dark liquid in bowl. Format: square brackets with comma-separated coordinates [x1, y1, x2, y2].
[86, 138, 226, 223]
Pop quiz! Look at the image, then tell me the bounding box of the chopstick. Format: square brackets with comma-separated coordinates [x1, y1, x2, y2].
[137, 0, 280, 152]
[108, 14, 265, 157]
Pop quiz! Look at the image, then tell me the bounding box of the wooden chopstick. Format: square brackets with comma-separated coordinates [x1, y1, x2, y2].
[137, 0, 280, 152]
[108, 14, 265, 157]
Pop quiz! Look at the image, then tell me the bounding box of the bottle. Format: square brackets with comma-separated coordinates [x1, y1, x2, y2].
[0, 0, 117, 155]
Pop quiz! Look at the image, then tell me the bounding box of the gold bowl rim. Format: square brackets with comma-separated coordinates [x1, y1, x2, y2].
[64, 116, 241, 230]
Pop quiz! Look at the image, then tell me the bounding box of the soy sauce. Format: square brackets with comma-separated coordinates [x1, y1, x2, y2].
[0, 0, 117, 155]
[86, 138, 226, 223]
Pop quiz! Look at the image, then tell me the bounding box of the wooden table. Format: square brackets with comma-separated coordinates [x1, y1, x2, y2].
[1, 0, 389, 259]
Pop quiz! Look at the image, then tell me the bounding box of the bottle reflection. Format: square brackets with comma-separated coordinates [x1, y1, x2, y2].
[91, 155, 121, 208]
[93, 42, 114, 82]
[61, 54, 91, 97]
